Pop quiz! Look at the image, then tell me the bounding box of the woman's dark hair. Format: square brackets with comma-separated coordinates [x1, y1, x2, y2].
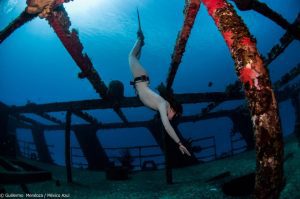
[156, 83, 183, 117]
[168, 98, 183, 117]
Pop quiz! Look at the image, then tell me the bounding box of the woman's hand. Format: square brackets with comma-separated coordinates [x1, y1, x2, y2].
[178, 142, 191, 156]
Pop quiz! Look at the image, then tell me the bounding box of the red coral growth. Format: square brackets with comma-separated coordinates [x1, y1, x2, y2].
[202, 0, 226, 15]
[202, 0, 283, 197]
[223, 31, 234, 47]
[240, 37, 252, 46]
[48, 10, 89, 71]
[239, 67, 258, 88]
[240, 37, 256, 48]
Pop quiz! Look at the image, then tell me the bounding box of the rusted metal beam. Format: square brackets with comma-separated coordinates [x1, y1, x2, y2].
[0, 2, 128, 123]
[201, 0, 283, 197]
[8, 116, 32, 129]
[9, 91, 245, 114]
[276, 82, 300, 102]
[10, 80, 300, 115]
[263, 32, 294, 67]
[72, 110, 98, 125]
[47, 7, 108, 97]
[13, 80, 299, 132]
[10, 114, 43, 127]
[46, 6, 128, 123]
[0, 11, 36, 44]
[166, 0, 201, 91]
[273, 63, 300, 90]
[37, 110, 233, 131]
[35, 112, 64, 125]
[263, 14, 300, 66]
[232, 0, 300, 40]
[10, 81, 300, 131]
[0, 0, 73, 44]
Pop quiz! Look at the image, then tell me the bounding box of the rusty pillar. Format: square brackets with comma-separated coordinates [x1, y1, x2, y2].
[201, 0, 284, 198]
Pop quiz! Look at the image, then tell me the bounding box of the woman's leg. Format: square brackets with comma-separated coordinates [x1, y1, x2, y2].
[128, 39, 148, 78]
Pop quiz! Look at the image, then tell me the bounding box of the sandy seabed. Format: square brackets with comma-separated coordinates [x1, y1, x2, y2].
[2, 134, 300, 199]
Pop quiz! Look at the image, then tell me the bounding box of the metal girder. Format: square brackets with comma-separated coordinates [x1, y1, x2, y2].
[9, 91, 245, 114]
[35, 112, 64, 125]
[72, 110, 99, 125]
[166, 0, 201, 91]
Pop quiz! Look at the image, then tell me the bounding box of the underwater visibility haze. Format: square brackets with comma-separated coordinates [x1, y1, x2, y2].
[0, 0, 300, 198]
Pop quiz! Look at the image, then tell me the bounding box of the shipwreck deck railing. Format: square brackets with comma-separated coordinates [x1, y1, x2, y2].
[230, 132, 248, 155]
[17, 135, 249, 170]
[191, 136, 217, 161]
[70, 135, 235, 170]
[17, 139, 54, 161]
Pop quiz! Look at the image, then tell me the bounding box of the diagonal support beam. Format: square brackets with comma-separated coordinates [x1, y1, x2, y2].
[35, 112, 64, 125]
[0, 11, 37, 44]
[35, 110, 233, 131]
[0, 1, 128, 123]
[46, 6, 128, 123]
[8, 116, 32, 129]
[47, 6, 108, 97]
[263, 31, 294, 67]
[11, 114, 43, 127]
[72, 110, 99, 125]
[0, 0, 73, 44]
[263, 14, 300, 66]
[273, 63, 300, 90]
[276, 81, 300, 102]
[166, 0, 201, 91]
[232, 0, 300, 40]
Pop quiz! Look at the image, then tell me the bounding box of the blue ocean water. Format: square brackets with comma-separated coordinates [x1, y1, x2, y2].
[0, 0, 299, 166]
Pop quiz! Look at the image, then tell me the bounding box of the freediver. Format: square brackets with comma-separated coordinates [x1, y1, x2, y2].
[128, 9, 191, 156]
